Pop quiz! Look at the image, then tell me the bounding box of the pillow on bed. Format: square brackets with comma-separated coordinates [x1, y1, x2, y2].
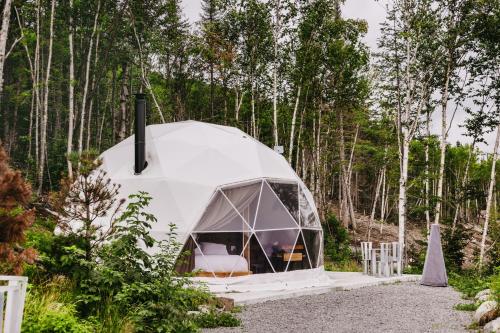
[200, 242, 228, 255]
[194, 247, 202, 256]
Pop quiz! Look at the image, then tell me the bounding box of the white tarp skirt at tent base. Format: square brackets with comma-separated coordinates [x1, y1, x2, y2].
[191, 266, 332, 293]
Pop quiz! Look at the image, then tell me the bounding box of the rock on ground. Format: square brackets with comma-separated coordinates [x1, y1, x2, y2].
[484, 317, 500, 333]
[474, 301, 498, 325]
[204, 282, 472, 333]
[476, 289, 492, 301]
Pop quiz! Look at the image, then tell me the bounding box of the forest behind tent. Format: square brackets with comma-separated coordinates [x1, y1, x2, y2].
[96, 121, 323, 278]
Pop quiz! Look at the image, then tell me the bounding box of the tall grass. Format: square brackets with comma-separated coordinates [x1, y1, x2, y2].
[22, 276, 95, 333]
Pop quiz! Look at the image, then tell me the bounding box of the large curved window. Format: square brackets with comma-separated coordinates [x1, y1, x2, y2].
[177, 179, 323, 277]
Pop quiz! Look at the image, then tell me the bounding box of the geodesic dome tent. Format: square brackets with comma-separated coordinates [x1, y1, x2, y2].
[99, 121, 323, 278]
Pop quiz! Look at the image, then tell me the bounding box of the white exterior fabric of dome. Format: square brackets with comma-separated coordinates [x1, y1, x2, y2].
[99, 120, 323, 280]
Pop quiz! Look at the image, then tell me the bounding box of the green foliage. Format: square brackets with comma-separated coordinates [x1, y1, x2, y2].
[22, 280, 95, 333]
[442, 223, 468, 272]
[74, 192, 237, 332]
[490, 268, 500, 305]
[324, 259, 361, 272]
[323, 214, 351, 263]
[24, 218, 90, 283]
[192, 311, 241, 329]
[24, 192, 239, 332]
[448, 271, 489, 298]
[488, 221, 500, 269]
[453, 303, 478, 311]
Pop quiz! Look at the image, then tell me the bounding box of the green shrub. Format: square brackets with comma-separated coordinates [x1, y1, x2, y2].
[25, 218, 90, 283]
[193, 311, 241, 328]
[323, 214, 351, 263]
[24, 191, 240, 332]
[442, 222, 468, 272]
[74, 192, 238, 332]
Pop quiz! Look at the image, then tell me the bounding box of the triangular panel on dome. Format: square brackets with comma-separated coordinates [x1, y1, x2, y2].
[190, 235, 216, 278]
[175, 235, 198, 274]
[254, 181, 299, 230]
[255, 229, 300, 272]
[193, 190, 250, 232]
[289, 231, 312, 270]
[302, 229, 322, 268]
[248, 234, 275, 274]
[228, 233, 252, 277]
[299, 186, 321, 229]
[172, 148, 253, 187]
[267, 180, 299, 223]
[222, 181, 262, 228]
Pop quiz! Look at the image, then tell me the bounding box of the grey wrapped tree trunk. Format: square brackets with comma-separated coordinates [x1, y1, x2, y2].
[421, 224, 448, 287]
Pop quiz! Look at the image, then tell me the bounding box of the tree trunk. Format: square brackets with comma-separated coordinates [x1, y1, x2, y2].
[111, 67, 117, 144]
[271, 0, 281, 147]
[0, 0, 13, 97]
[34, 0, 40, 176]
[234, 88, 244, 121]
[251, 81, 256, 138]
[399, 130, 410, 265]
[367, 170, 383, 241]
[452, 140, 475, 235]
[37, 0, 56, 194]
[288, 86, 301, 163]
[77, 0, 100, 160]
[380, 164, 387, 223]
[434, 61, 451, 225]
[67, 0, 75, 179]
[132, 22, 165, 123]
[338, 110, 349, 227]
[86, 30, 100, 151]
[479, 121, 500, 267]
[425, 111, 431, 235]
[118, 63, 129, 141]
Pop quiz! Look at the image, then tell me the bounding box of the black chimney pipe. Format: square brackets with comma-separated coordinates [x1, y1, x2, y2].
[134, 93, 147, 175]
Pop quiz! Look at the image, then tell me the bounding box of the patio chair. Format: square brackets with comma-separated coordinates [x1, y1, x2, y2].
[360, 242, 372, 275]
[380, 243, 391, 277]
[390, 242, 401, 276]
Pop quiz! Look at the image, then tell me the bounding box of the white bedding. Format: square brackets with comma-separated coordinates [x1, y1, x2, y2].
[195, 255, 249, 272]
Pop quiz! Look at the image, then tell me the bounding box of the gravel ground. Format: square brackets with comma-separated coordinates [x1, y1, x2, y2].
[204, 282, 473, 333]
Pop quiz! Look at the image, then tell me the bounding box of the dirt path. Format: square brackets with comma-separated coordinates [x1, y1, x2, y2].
[205, 282, 472, 333]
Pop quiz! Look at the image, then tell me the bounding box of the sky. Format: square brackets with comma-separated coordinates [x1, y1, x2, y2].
[180, 0, 496, 153]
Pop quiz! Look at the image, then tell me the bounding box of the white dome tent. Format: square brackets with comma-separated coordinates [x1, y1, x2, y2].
[99, 120, 324, 285]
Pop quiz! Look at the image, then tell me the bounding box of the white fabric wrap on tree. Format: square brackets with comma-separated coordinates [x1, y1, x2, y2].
[421, 224, 448, 287]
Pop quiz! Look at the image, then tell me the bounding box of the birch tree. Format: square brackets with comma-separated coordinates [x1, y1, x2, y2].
[78, 0, 101, 160]
[479, 121, 500, 267]
[67, 0, 75, 179]
[271, 0, 281, 147]
[433, 0, 472, 225]
[37, 0, 56, 194]
[0, 0, 14, 97]
[377, 0, 441, 262]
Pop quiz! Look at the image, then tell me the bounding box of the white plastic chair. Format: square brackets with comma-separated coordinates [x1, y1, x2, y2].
[379, 243, 390, 277]
[370, 248, 380, 276]
[360, 242, 372, 275]
[0, 276, 28, 333]
[390, 242, 402, 276]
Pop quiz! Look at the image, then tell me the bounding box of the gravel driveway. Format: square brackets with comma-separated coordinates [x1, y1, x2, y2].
[205, 282, 473, 333]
